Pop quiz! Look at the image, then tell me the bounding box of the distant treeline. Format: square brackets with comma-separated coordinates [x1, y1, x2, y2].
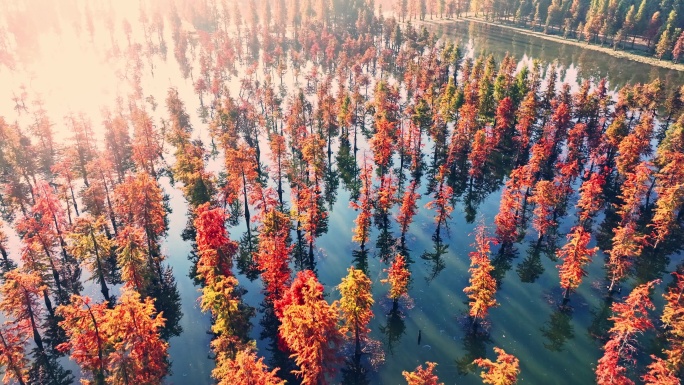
[393, 0, 684, 61]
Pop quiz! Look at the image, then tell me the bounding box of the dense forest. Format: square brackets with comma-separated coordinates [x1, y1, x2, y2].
[395, 0, 684, 61]
[0, 0, 683, 384]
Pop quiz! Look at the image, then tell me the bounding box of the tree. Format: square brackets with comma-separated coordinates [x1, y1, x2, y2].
[397, 180, 420, 248]
[275, 270, 342, 384]
[494, 184, 522, 246]
[105, 289, 169, 384]
[213, 349, 285, 385]
[607, 221, 647, 292]
[557, 226, 598, 300]
[576, 171, 605, 225]
[350, 158, 373, 247]
[255, 207, 292, 302]
[402, 361, 443, 385]
[473, 347, 520, 385]
[641, 356, 680, 385]
[661, 272, 684, 372]
[115, 225, 151, 293]
[130, 107, 162, 177]
[529, 180, 561, 241]
[595, 280, 659, 385]
[194, 203, 237, 285]
[337, 266, 374, 358]
[113, 172, 168, 273]
[656, 28, 672, 60]
[66, 215, 113, 303]
[0, 323, 29, 385]
[381, 254, 411, 305]
[57, 295, 108, 385]
[672, 30, 684, 63]
[463, 224, 498, 326]
[0, 270, 46, 352]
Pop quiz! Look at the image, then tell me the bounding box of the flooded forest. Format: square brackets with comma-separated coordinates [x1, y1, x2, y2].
[0, 0, 683, 384]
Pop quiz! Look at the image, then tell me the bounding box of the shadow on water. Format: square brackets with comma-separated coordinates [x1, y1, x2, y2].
[540, 304, 575, 352]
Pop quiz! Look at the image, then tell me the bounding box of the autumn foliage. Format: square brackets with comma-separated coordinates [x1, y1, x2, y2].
[382, 254, 411, 301]
[275, 270, 342, 384]
[463, 224, 498, 323]
[473, 347, 520, 385]
[595, 280, 659, 385]
[402, 361, 443, 385]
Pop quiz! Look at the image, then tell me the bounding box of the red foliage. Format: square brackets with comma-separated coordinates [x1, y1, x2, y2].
[596, 280, 659, 385]
[557, 226, 598, 297]
[576, 171, 606, 224]
[194, 203, 238, 284]
[275, 271, 342, 385]
[397, 180, 420, 237]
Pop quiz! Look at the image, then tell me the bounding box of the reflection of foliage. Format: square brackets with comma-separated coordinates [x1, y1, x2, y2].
[146, 265, 184, 340]
[29, 348, 74, 385]
[336, 136, 360, 200]
[236, 228, 260, 281]
[378, 303, 406, 355]
[341, 356, 370, 385]
[455, 330, 492, 375]
[258, 300, 299, 385]
[540, 306, 575, 352]
[516, 242, 544, 283]
[492, 247, 518, 288]
[323, 166, 339, 210]
[588, 297, 614, 342]
[421, 229, 448, 282]
[352, 247, 369, 277]
[41, 313, 68, 356]
[375, 213, 395, 263]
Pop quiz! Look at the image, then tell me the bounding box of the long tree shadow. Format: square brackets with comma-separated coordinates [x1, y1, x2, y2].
[540, 304, 575, 352]
[491, 246, 519, 288]
[258, 300, 299, 384]
[146, 265, 184, 340]
[378, 301, 407, 356]
[421, 227, 448, 282]
[28, 347, 74, 385]
[454, 329, 493, 375]
[516, 240, 544, 284]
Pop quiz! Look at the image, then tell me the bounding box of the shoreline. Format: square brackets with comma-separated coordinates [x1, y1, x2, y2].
[420, 17, 684, 72]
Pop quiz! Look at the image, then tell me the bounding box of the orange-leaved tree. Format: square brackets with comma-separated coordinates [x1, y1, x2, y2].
[463, 224, 498, 327]
[57, 295, 109, 385]
[381, 254, 411, 306]
[595, 280, 659, 385]
[402, 361, 443, 385]
[275, 270, 342, 385]
[660, 272, 684, 372]
[557, 226, 598, 301]
[254, 207, 292, 302]
[0, 323, 29, 385]
[212, 348, 285, 385]
[0, 270, 47, 352]
[105, 289, 169, 384]
[114, 225, 150, 293]
[350, 157, 374, 247]
[194, 203, 237, 284]
[473, 347, 520, 385]
[641, 356, 680, 385]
